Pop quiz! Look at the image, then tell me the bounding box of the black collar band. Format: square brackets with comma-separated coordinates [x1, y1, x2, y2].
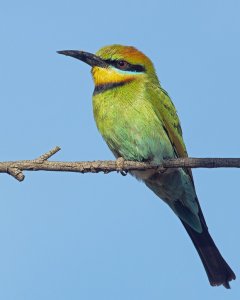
[93, 80, 131, 95]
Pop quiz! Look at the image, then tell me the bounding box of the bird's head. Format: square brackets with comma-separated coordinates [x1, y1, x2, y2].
[58, 45, 159, 89]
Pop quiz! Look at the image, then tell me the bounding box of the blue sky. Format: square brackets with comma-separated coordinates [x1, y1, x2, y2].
[0, 0, 240, 299]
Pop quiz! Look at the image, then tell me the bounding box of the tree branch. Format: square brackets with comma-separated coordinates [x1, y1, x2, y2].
[1, 146, 240, 182]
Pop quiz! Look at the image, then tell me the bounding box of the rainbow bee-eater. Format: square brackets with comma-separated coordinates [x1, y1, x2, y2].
[58, 45, 235, 288]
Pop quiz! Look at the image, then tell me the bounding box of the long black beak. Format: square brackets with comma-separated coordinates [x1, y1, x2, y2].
[57, 50, 108, 68]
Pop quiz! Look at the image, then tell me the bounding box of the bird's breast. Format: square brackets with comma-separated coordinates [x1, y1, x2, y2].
[93, 87, 175, 164]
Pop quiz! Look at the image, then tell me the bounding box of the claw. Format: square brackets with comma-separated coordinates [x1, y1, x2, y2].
[116, 157, 125, 172]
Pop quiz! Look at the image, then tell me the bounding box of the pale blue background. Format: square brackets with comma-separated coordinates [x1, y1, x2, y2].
[0, 1, 239, 299]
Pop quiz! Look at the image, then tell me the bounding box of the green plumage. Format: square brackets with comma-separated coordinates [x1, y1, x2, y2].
[58, 44, 235, 287]
[93, 69, 201, 232]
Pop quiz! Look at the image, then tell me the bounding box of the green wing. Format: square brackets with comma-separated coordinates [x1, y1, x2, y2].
[145, 85, 203, 228]
[157, 87, 195, 180]
[158, 88, 188, 158]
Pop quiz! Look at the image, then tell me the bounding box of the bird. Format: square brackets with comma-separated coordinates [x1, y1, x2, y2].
[57, 45, 236, 288]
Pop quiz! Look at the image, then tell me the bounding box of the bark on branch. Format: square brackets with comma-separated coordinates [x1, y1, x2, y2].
[1, 146, 240, 182]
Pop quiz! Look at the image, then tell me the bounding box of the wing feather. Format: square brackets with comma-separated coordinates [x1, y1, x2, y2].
[151, 86, 193, 179]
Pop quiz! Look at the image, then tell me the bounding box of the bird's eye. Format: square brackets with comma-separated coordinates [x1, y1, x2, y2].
[116, 60, 128, 70]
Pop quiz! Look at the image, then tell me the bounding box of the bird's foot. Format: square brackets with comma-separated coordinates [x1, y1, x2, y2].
[116, 157, 128, 176]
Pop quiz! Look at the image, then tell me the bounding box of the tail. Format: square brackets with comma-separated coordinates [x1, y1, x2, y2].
[144, 171, 235, 287]
[181, 219, 236, 288]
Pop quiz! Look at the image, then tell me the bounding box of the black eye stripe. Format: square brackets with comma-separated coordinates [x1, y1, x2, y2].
[104, 59, 145, 73]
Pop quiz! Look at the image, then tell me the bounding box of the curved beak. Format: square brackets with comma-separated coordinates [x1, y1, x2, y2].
[57, 50, 108, 68]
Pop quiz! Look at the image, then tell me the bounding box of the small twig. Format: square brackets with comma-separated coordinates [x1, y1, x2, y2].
[1, 146, 61, 181]
[35, 146, 61, 162]
[7, 167, 25, 182]
[1, 146, 240, 182]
